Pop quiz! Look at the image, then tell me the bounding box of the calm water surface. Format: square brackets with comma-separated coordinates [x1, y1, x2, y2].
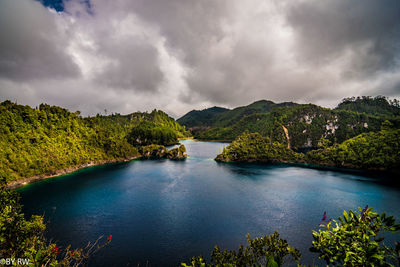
[19, 140, 400, 266]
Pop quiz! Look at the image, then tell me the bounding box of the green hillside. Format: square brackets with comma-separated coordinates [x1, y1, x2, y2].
[177, 100, 297, 128]
[176, 106, 229, 128]
[215, 132, 303, 163]
[336, 96, 400, 117]
[216, 124, 400, 172]
[305, 124, 400, 171]
[196, 104, 399, 149]
[186, 97, 400, 150]
[0, 101, 189, 183]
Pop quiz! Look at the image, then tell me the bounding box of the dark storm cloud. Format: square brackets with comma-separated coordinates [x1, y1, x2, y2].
[0, 0, 399, 116]
[95, 36, 163, 92]
[286, 0, 400, 76]
[127, 0, 230, 65]
[0, 0, 80, 81]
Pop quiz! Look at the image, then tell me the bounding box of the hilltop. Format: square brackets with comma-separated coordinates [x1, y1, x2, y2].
[177, 100, 297, 129]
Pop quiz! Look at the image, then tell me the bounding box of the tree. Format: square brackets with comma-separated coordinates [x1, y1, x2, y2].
[181, 231, 300, 267]
[310, 206, 400, 266]
[0, 181, 111, 266]
[183, 206, 400, 266]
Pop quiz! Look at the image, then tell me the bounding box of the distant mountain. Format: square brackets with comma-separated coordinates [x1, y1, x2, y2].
[180, 97, 400, 150]
[177, 106, 229, 128]
[213, 100, 298, 127]
[177, 100, 297, 128]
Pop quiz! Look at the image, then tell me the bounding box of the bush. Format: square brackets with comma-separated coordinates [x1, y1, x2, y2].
[182, 206, 400, 267]
[0, 182, 111, 266]
[310, 206, 400, 266]
[181, 231, 300, 267]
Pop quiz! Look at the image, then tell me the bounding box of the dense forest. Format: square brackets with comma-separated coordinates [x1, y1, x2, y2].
[215, 132, 303, 163]
[337, 95, 400, 116]
[0, 101, 190, 184]
[213, 96, 400, 172]
[178, 100, 297, 129]
[179, 96, 400, 151]
[216, 126, 400, 172]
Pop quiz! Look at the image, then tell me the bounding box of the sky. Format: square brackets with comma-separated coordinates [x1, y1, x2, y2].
[0, 0, 400, 118]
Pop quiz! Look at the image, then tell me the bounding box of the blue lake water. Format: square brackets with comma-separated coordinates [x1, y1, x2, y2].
[18, 140, 400, 266]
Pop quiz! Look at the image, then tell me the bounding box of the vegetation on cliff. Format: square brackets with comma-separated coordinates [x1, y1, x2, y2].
[215, 122, 400, 172]
[127, 121, 178, 146]
[336, 95, 400, 117]
[0, 101, 189, 183]
[180, 96, 400, 151]
[305, 125, 400, 171]
[215, 132, 302, 163]
[177, 100, 297, 129]
[139, 144, 187, 160]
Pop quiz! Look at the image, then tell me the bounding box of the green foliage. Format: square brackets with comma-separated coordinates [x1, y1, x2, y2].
[127, 121, 178, 146]
[310, 206, 400, 266]
[336, 96, 400, 117]
[305, 128, 400, 171]
[181, 231, 301, 267]
[0, 182, 111, 266]
[177, 107, 230, 128]
[139, 144, 187, 160]
[0, 101, 189, 183]
[183, 207, 400, 267]
[178, 100, 297, 129]
[1, 102, 109, 182]
[181, 98, 400, 151]
[215, 132, 303, 162]
[216, 124, 400, 172]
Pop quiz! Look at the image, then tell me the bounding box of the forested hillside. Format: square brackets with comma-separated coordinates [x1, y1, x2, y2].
[336, 96, 400, 116]
[305, 123, 400, 171]
[216, 124, 400, 172]
[176, 106, 229, 128]
[0, 101, 189, 183]
[177, 100, 297, 128]
[182, 97, 400, 150]
[215, 132, 303, 163]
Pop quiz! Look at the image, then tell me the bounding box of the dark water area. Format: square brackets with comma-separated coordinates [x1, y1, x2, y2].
[18, 140, 400, 266]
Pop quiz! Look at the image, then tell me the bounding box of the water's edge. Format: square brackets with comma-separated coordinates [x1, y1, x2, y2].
[7, 156, 139, 190]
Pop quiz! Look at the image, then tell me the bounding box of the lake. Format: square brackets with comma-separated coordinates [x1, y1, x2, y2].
[18, 140, 400, 266]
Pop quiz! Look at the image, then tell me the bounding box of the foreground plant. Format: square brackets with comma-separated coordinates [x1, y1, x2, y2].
[182, 206, 400, 267]
[181, 231, 301, 267]
[0, 180, 111, 266]
[310, 206, 400, 266]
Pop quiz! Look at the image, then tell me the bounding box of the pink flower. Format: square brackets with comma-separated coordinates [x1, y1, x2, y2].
[322, 211, 331, 223]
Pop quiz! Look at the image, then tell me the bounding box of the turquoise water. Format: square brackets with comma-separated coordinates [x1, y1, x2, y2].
[18, 140, 400, 266]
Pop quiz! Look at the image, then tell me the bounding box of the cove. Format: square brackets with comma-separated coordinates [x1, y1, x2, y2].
[18, 140, 400, 266]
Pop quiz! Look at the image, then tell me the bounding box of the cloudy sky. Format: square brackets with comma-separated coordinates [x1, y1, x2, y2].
[0, 0, 399, 117]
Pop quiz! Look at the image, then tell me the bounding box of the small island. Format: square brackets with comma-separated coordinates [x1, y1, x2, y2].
[215, 125, 400, 173]
[140, 144, 187, 160]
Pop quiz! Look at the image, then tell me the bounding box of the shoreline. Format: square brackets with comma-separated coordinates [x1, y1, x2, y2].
[214, 157, 399, 176]
[192, 138, 232, 142]
[7, 156, 139, 190]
